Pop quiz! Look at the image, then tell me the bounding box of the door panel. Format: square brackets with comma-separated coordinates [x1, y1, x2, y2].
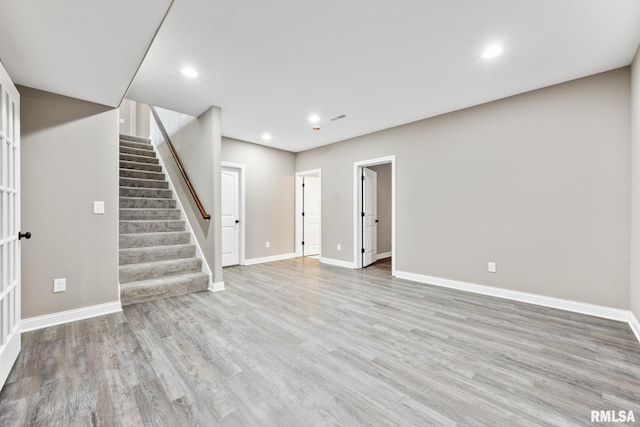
[221, 168, 240, 266]
[0, 62, 21, 391]
[362, 168, 377, 267]
[303, 176, 321, 256]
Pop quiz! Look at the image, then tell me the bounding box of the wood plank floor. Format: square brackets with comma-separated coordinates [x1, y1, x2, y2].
[1, 257, 639, 426]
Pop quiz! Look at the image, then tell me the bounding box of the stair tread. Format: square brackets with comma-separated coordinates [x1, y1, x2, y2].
[119, 243, 194, 253]
[120, 207, 180, 211]
[120, 230, 189, 237]
[119, 256, 202, 283]
[120, 187, 172, 197]
[119, 208, 181, 215]
[119, 169, 164, 178]
[120, 135, 151, 144]
[119, 256, 200, 270]
[120, 148, 155, 157]
[119, 243, 196, 265]
[119, 178, 169, 189]
[120, 176, 165, 182]
[119, 219, 184, 225]
[120, 196, 174, 201]
[119, 160, 162, 171]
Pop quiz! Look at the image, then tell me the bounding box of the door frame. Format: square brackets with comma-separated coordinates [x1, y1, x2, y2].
[353, 156, 396, 274]
[295, 169, 322, 257]
[221, 162, 246, 266]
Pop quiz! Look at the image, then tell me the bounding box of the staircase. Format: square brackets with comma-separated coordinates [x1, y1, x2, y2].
[119, 134, 209, 305]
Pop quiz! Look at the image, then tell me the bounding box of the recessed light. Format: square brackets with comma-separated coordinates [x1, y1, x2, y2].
[262, 133, 272, 141]
[482, 46, 503, 59]
[308, 114, 320, 123]
[181, 67, 198, 78]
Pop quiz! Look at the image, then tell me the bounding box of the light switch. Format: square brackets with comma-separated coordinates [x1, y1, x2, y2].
[488, 262, 497, 273]
[93, 201, 105, 215]
[53, 278, 66, 293]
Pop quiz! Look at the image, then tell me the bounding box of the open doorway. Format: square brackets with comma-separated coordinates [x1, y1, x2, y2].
[353, 156, 396, 274]
[296, 169, 322, 259]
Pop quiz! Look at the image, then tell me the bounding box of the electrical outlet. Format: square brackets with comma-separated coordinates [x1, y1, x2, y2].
[337, 244, 341, 251]
[488, 262, 497, 273]
[266, 241, 270, 248]
[93, 201, 105, 215]
[53, 278, 66, 293]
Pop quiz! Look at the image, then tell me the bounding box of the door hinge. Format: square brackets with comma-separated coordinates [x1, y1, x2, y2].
[361, 248, 365, 254]
[302, 183, 305, 187]
[302, 212, 305, 216]
[302, 241, 305, 245]
[361, 212, 365, 217]
[361, 175, 365, 181]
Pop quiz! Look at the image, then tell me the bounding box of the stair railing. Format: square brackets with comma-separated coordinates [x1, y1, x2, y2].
[150, 106, 211, 220]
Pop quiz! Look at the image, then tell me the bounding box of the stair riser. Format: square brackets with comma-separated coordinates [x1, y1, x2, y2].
[119, 245, 196, 265]
[119, 258, 202, 283]
[119, 209, 181, 220]
[120, 139, 153, 150]
[119, 177, 169, 189]
[120, 221, 185, 234]
[120, 188, 173, 199]
[120, 146, 156, 158]
[120, 198, 176, 209]
[119, 232, 191, 249]
[120, 273, 209, 306]
[120, 160, 162, 173]
[120, 154, 159, 165]
[120, 169, 165, 181]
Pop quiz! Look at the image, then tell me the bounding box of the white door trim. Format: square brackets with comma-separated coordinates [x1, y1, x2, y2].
[222, 162, 246, 265]
[295, 169, 322, 257]
[353, 156, 396, 275]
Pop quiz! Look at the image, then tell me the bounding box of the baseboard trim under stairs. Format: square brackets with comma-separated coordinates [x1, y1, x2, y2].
[119, 134, 210, 305]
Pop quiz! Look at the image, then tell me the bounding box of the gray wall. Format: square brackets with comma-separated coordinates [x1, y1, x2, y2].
[221, 137, 296, 260]
[151, 106, 223, 284]
[369, 163, 392, 255]
[297, 68, 631, 309]
[20, 86, 119, 318]
[631, 48, 640, 320]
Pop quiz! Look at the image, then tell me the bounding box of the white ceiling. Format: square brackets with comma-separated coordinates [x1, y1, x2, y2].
[0, 0, 172, 107]
[2, 1, 640, 153]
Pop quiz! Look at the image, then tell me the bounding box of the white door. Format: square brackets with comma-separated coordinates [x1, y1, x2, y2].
[303, 176, 321, 256]
[221, 168, 240, 267]
[0, 62, 21, 390]
[362, 167, 377, 267]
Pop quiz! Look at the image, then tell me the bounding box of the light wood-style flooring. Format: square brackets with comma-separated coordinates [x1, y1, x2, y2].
[1, 258, 639, 426]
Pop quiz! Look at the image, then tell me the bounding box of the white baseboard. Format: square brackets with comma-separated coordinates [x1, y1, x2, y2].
[244, 253, 296, 266]
[377, 252, 392, 259]
[630, 312, 640, 343]
[210, 281, 225, 292]
[394, 270, 630, 323]
[320, 257, 357, 269]
[21, 301, 122, 333]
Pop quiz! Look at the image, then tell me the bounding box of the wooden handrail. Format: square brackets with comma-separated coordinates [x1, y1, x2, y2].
[150, 106, 211, 220]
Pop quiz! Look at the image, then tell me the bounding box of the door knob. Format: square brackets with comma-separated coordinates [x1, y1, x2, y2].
[18, 231, 31, 240]
[235, 219, 240, 224]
